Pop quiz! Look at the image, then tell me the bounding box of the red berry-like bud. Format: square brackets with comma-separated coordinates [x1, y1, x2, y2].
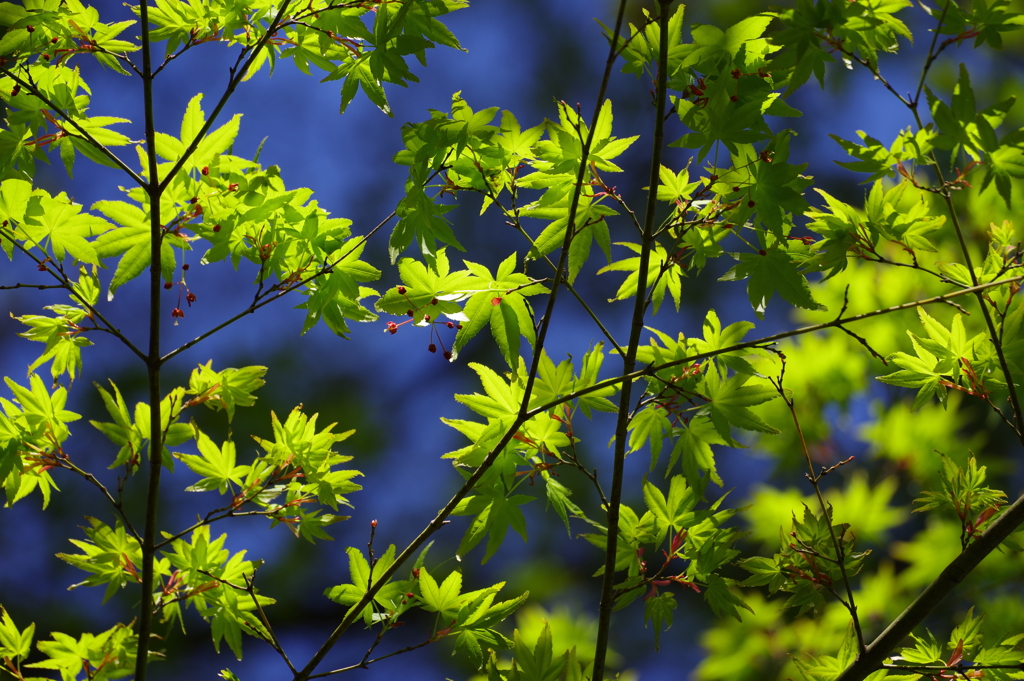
[747, 200, 755, 208]
[171, 307, 184, 318]
[371, 519, 378, 528]
[732, 187, 740, 192]
[386, 321, 398, 334]
[228, 183, 239, 191]
[443, 351, 452, 360]
[182, 263, 190, 271]
[758, 249, 767, 256]
[190, 196, 198, 204]
[42, 53, 50, 60]
[428, 344, 437, 353]
[50, 36, 58, 44]
[491, 297, 502, 306]
[397, 286, 406, 295]
[431, 298, 438, 306]
[10, 85, 19, 96]
[37, 263, 46, 271]
[407, 310, 414, 317]
[201, 166, 209, 176]
[729, 95, 738, 102]
[406, 592, 415, 598]
[26, 25, 34, 32]
[412, 568, 420, 578]
[446, 321, 454, 329]
[163, 282, 172, 289]
[186, 292, 196, 304]
[423, 315, 430, 322]
[709, 174, 718, 182]
[456, 324, 463, 330]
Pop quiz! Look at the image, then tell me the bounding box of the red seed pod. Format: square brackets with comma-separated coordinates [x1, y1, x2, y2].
[428, 344, 437, 353]
[228, 183, 239, 191]
[446, 321, 454, 329]
[443, 351, 452, 360]
[406, 592, 415, 598]
[397, 285, 406, 295]
[163, 282, 173, 290]
[759, 249, 767, 256]
[456, 324, 463, 330]
[491, 297, 502, 306]
[708, 174, 718, 182]
[10, 85, 19, 96]
[732, 186, 740, 192]
[50, 36, 58, 44]
[386, 321, 398, 334]
[412, 568, 420, 578]
[431, 298, 438, 306]
[371, 519, 378, 528]
[406, 310, 414, 317]
[423, 315, 430, 322]
[189, 196, 198, 204]
[201, 166, 209, 176]
[186, 292, 196, 304]
[182, 263, 190, 271]
[37, 263, 47, 271]
[42, 53, 50, 60]
[213, 224, 221, 232]
[26, 25, 34, 32]
[747, 200, 756, 208]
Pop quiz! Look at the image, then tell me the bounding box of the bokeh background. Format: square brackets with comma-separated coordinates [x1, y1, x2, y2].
[1, 0, 1023, 679]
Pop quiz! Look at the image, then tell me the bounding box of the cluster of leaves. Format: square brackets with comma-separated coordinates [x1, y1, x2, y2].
[1, 0, 1024, 680]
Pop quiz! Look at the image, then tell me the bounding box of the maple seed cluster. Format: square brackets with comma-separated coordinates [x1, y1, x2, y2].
[383, 285, 461, 361]
[166, 263, 197, 324]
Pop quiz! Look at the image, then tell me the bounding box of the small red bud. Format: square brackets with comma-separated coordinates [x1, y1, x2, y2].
[406, 310, 414, 317]
[446, 321, 454, 329]
[423, 315, 430, 322]
[428, 344, 437, 353]
[26, 25, 34, 32]
[10, 85, 19, 96]
[371, 519, 377, 528]
[430, 297, 438, 306]
[397, 286, 406, 295]
[171, 307, 184, 318]
[186, 292, 196, 305]
[189, 196, 198, 204]
[163, 282, 173, 289]
[443, 351, 452, 360]
[708, 174, 718, 182]
[732, 186, 740, 192]
[228, 183, 238, 191]
[50, 36, 58, 44]
[758, 249, 767, 256]
[42, 53, 50, 60]
[491, 297, 502, 306]
[37, 263, 47, 271]
[182, 263, 190, 271]
[747, 200, 755, 208]
[201, 166, 209, 176]
[456, 324, 463, 330]
[412, 568, 420, 578]
[729, 95, 738, 102]
[212, 224, 221, 232]
[406, 592, 415, 598]
[386, 321, 398, 334]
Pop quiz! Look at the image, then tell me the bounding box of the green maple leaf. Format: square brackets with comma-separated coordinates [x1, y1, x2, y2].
[720, 247, 824, 318]
[701, 371, 780, 443]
